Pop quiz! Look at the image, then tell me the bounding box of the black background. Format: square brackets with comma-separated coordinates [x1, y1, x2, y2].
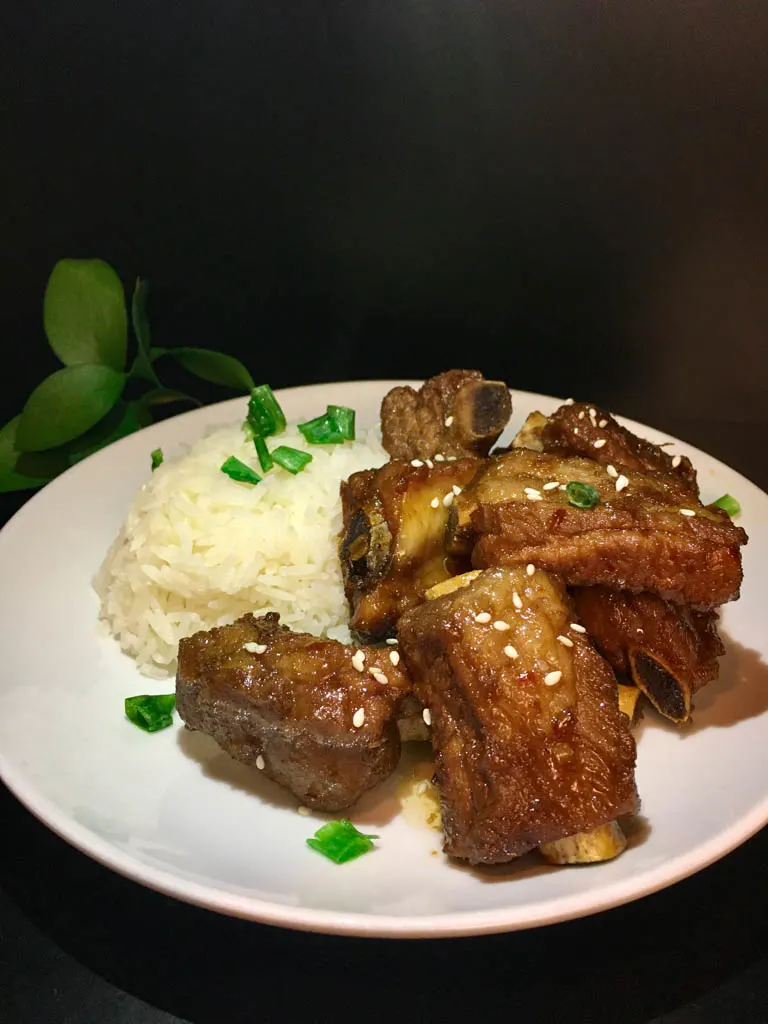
[2, 2, 768, 1021]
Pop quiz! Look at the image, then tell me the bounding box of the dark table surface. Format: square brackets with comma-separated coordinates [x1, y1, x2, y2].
[3, 3, 768, 1021]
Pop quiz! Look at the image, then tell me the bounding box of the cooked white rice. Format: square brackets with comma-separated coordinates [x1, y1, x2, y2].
[94, 422, 388, 678]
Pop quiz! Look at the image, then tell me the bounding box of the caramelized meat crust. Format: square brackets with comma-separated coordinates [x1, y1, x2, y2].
[398, 567, 639, 864]
[541, 402, 698, 493]
[340, 458, 480, 642]
[571, 587, 725, 722]
[176, 613, 411, 811]
[450, 449, 746, 609]
[381, 370, 512, 461]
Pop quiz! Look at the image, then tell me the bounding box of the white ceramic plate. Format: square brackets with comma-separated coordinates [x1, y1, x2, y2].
[1, 381, 767, 938]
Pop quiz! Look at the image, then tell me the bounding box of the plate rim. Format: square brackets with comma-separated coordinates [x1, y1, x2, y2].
[1, 380, 766, 938]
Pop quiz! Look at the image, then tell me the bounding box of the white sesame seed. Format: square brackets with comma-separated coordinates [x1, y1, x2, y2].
[297, 806, 311, 816]
[557, 635, 574, 648]
[475, 612, 492, 624]
[425, 459, 434, 469]
[422, 708, 432, 726]
[526, 493, 543, 501]
[679, 508, 696, 517]
[512, 591, 523, 610]
[386, 637, 398, 645]
[599, 419, 608, 428]
[564, 398, 575, 405]
[430, 497, 440, 509]
[672, 455, 682, 468]
[351, 650, 365, 672]
[544, 670, 563, 686]
[589, 407, 597, 418]
[504, 644, 519, 659]
[593, 439, 607, 449]
[389, 650, 400, 666]
[416, 780, 428, 795]
[452, 484, 462, 496]
[578, 411, 585, 420]
[615, 474, 629, 492]
[434, 453, 445, 462]
[446, 455, 458, 461]
[558, 484, 567, 491]
[370, 669, 388, 684]
[411, 459, 423, 467]
[444, 415, 454, 427]
[526, 563, 535, 576]
[442, 491, 454, 507]
[606, 464, 618, 479]
[543, 481, 560, 490]
[493, 619, 510, 631]
[524, 486, 542, 496]
[352, 707, 366, 728]
[570, 622, 587, 633]
[256, 755, 265, 770]
[244, 642, 267, 654]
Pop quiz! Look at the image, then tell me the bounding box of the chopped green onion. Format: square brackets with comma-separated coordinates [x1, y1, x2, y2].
[306, 819, 378, 864]
[298, 412, 345, 445]
[565, 481, 601, 509]
[253, 435, 273, 472]
[327, 404, 356, 441]
[247, 384, 286, 438]
[220, 456, 261, 485]
[125, 694, 176, 733]
[151, 448, 164, 471]
[272, 445, 313, 475]
[712, 493, 741, 517]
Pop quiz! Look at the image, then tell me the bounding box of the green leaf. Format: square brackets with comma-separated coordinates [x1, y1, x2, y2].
[44, 259, 128, 372]
[0, 417, 64, 492]
[165, 348, 255, 391]
[16, 365, 126, 452]
[138, 387, 202, 408]
[129, 279, 161, 385]
[64, 401, 145, 464]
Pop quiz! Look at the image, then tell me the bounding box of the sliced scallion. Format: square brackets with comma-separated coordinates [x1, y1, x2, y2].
[712, 493, 741, 517]
[272, 445, 313, 474]
[327, 404, 356, 441]
[151, 448, 164, 471]
[253, 434, 273, 472]
[247, 384, 287, 438]
[297, 412, 345, 445]
[306, 819, 378, 864]
[125, 694, 176, 733]
[220, 456, 261, 485]
[565, 481, 601, 509]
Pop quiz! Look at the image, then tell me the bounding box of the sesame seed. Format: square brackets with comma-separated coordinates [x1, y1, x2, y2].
[434, 453, 445, 462]
[416, 780, 428, 795]
[599, 419, 608, 428]
[425, 459, 434, 469]
[672, 455, 682, 468]
[493, 619, 510, 631]
[244, 642, 267, 654]
[544, 670, 562, 686]
[593, 439, 607, 449]
[452, 484, 462, 496]
[352, 707, 366, 728]
[370, 669, 389, 684]
[422, 708, 432, 726]
[564, 398, 575, 405]
[475, 612, 492, 624]
[446, 455, 458, 461]
[512, 591, 523, 610]
[386, 637, 398, 645]
[570, 622, 587, 633]
[558, 483, 567, 491]
[297, 806, 311, 816]
[504, 644, 519, 659]
[256, 755, 265, 770]
[578, 411, 585, 420]
[442, 491, 454, 507]
[430, 497, 440, 509]
[444, 415, 454, 427]
[606, 464, 618, 479]
[411, 459, 423, 467]
[679, 508, 696, 517]
[389, 650, 400, 666]
[557, 635, 574, 648]
[589, 407, 597, 418]
[615, 474, 629, 492]
[543, 481, 560, 490]
[526, 563, 535, 576]
[526, 493, 543, 501]
[351, 650, 365, 672]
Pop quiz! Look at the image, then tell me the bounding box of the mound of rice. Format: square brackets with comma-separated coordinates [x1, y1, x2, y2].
[94, 422, 388, 678]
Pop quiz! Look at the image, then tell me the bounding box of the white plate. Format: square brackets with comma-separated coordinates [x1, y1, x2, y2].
[1, 381, 767, 938]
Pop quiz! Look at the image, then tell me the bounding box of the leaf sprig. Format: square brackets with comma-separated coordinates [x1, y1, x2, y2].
[0, 259, 256, 493]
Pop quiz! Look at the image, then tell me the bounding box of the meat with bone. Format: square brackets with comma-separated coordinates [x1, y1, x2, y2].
[449, 449, 746, 609]
[380, 369, 512, 461]
[540, 401, 698, 493]
[339, 458, 480, 642]
[398, 566, 639, 864]
[176, 613, 411, 811]
[571, 587, 725, 723]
